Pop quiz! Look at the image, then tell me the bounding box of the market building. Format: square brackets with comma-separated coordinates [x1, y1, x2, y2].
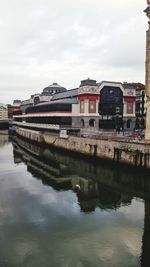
[13, 78, 136, 133]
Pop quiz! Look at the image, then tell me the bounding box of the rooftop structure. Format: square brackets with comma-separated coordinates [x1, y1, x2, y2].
[80, 78, 97, 87]
[41, 82, 67, 96]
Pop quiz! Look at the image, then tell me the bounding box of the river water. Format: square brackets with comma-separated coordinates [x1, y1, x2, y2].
[0, 132, 149, 267]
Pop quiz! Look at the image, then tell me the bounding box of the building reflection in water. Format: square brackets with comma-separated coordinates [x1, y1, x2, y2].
[12, 136, 150, 209]
[12, 136, 150, 267]
[0, 130, 9, 146]
[12, 136, 134, 212]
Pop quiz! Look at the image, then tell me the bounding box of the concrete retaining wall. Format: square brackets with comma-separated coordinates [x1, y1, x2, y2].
[16, 128, 44, 143]
[16, 127, 150, 168]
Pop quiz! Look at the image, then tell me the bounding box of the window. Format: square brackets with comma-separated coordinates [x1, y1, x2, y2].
[89, 119, 95, 127]
[80, 100, 85, 113]
[127, 119, 132, 129]
[89, 100, 96, 113]
[80, 119, 85, 127]
[127, 103, 133, 114]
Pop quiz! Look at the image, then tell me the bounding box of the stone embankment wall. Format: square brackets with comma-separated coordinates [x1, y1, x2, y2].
[16, 128, 150, 168]
[16, 128, 44, 143]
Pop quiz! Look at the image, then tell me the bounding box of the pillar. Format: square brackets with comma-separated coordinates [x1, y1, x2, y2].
[145, 1, 150, 141]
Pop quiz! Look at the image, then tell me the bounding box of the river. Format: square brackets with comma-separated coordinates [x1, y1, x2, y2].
[0, 131, 149, 267]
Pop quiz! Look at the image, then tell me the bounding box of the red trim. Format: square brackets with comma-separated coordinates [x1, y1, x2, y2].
[78, 94, 99, 101]
[13, 107, 21, 111]
[124, 96, 135, 103]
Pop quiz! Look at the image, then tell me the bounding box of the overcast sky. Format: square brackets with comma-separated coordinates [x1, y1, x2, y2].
[0, 0, 147, 104]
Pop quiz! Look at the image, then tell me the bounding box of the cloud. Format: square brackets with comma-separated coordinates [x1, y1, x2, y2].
[0, 0, 147, 103]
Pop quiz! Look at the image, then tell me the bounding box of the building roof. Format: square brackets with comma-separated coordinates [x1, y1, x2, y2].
[21, 99, 32, 105]
[51, 88, 78, 100]
[80, 78, 97, 87]
[123, 82, 145, 90]
[34, 97, 78, 106]
[0, 103, 7, 108]
[97, 81, 123, 86]
[42, 82, 67, 96]
[13, 100, 21, 105]
[50, 98, 78, 104]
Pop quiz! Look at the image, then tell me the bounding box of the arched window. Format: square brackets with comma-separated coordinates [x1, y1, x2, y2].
[127, 119, 132, 129]
[89, 119, 95, 127]
[80, 119, 85, 127]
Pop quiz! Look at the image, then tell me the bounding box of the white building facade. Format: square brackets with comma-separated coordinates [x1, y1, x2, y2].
[0, 103, 8, 120]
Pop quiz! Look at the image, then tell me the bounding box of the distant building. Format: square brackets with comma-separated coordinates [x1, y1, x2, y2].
[123, 83, 146, 129]
[0, 103, 9, 129]
[124, 83, 146, 116]
[7, 104, 14, 119]
[0, 103, 8, 120]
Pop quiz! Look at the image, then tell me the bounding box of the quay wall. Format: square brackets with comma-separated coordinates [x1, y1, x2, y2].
[16, 128, 150, 169]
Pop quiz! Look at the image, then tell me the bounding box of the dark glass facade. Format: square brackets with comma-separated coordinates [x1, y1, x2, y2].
[99, 86, 123, 115]
[99, 86, 123, 129]
[26, 103, 72, 114]
[25, 116, 72, 125]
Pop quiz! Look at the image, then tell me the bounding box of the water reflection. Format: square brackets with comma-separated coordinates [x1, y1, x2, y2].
[12, 136, 135, 213]
[141, 201, 150, 267]
[0, 130, 9, 146]
[13, 136, 150, 208]
[0, 135, 149, 266]
[12, 136, 150, 266]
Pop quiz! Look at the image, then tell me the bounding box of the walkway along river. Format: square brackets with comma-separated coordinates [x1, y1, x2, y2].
[0, 132, 150, 266]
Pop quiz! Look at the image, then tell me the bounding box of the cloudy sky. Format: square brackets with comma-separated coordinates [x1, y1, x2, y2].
[0, 0, 147, 103]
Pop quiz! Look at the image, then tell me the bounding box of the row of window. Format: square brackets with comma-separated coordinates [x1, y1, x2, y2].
[15, 116, 72, 125]
[13, 110, 22, 116]
[14, 116, 133, 129]
[26, 103, 72, 114]
[80, 100, 96, 113]
[80, 101, 134, 115]
[80, 118, 132, 129]
[99, 103, 123, 115]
